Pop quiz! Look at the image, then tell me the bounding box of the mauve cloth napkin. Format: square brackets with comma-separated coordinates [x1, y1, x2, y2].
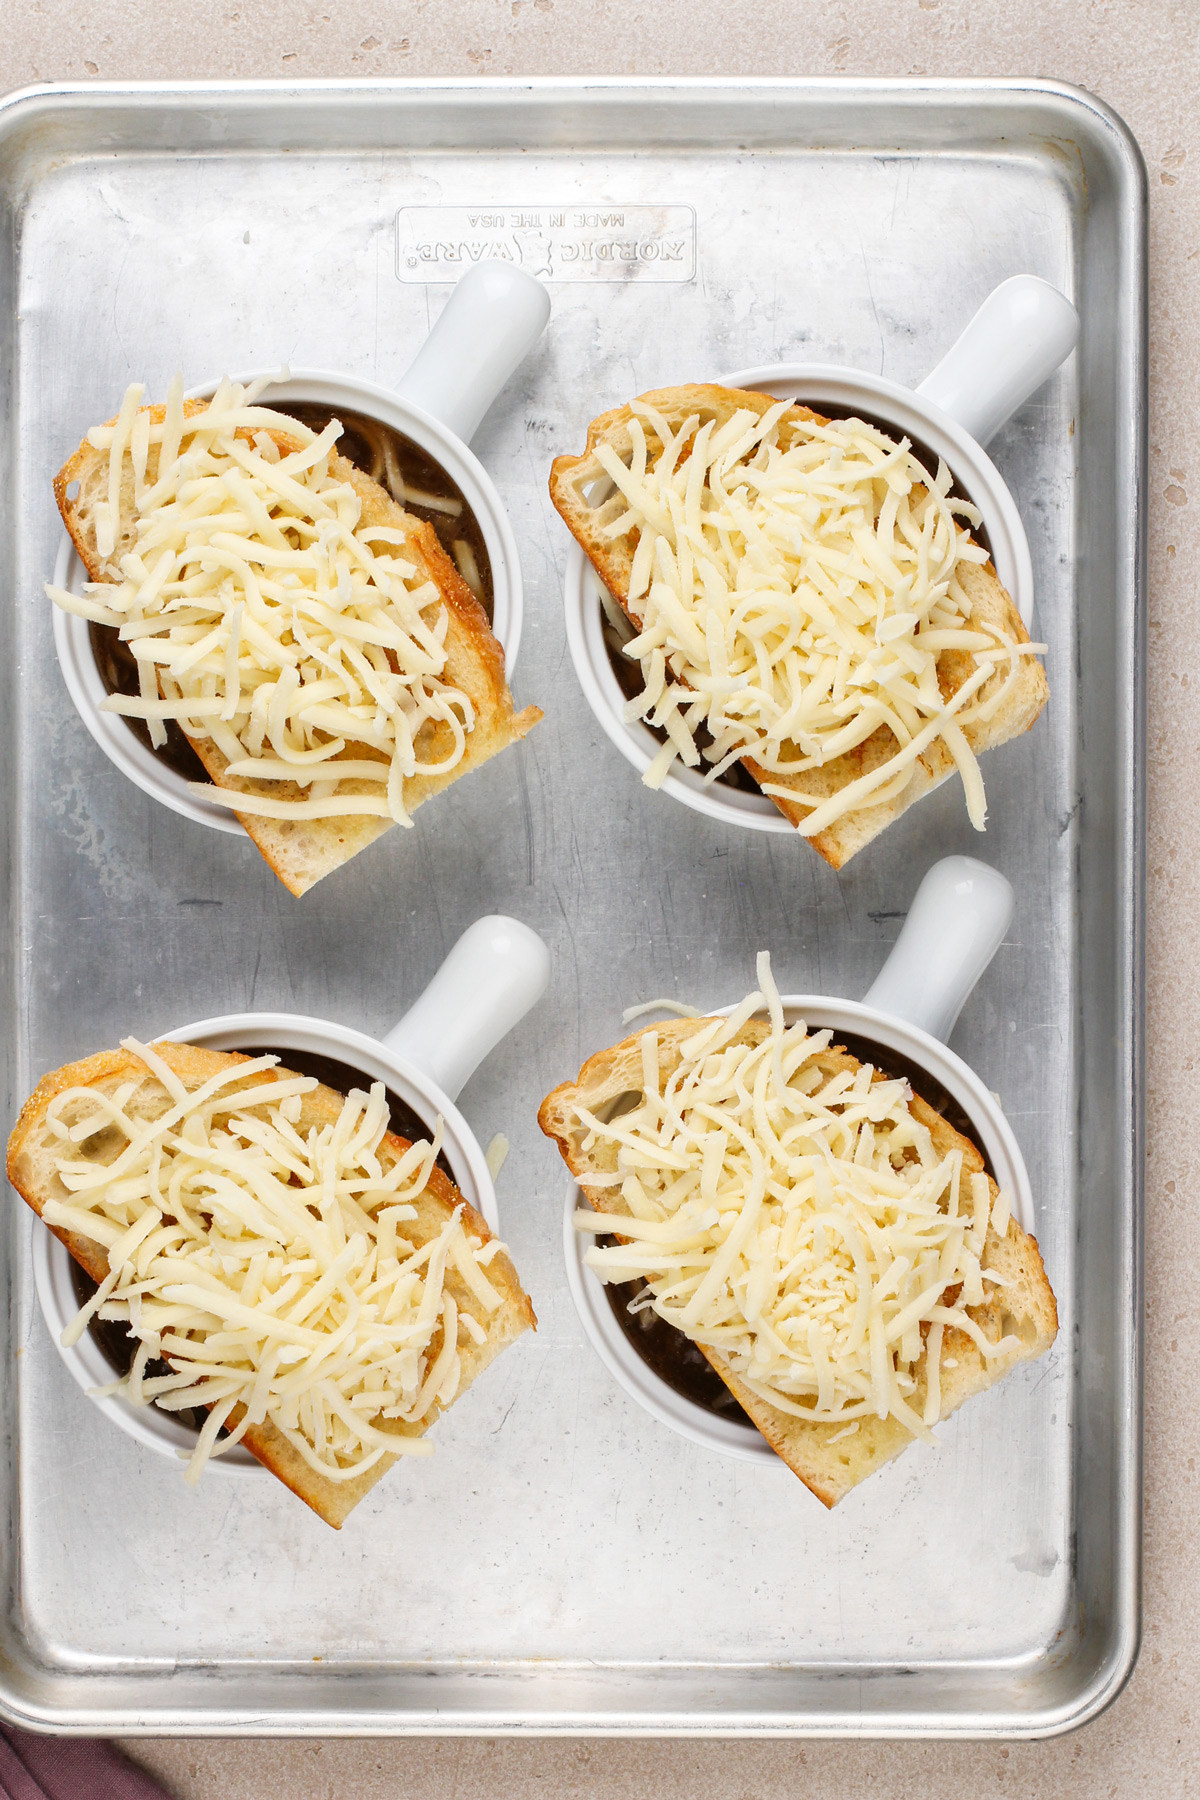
[0, 1727, 172, 1800]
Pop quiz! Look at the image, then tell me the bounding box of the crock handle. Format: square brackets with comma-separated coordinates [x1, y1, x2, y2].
[381, 915, 551, 1102]
[915, 274, 1080, 448]
[862, 856, 1014, 1044]
[395, 261, 551, 445]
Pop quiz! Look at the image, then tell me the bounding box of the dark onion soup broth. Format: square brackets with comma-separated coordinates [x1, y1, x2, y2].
[601, 1256, 754, 1425]
[89, 623, 210, 782]
[72, 1042, 455, 1422]
[69, 1254, 216, 1433]
[600, 607, 764, 797]
[596, 1024, 993, 1424]
[89, 400, 494, 781]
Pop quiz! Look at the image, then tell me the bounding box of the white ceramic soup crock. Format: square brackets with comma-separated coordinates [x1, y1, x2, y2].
[52, 260, 550, 834]
[563, 855, 1030, 1464]
[34, 913, 550, 1474]
[562, 274, 1080, 834]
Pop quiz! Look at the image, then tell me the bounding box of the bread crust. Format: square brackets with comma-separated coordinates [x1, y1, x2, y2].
[55, 402, 541, 895]
[549, 385, 1048, 867]
[9, 1042, 536, 1528]
[538, 1016, 1057, 1505]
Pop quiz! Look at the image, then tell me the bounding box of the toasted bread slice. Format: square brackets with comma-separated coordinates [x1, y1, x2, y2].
[539, 1016, 1057, 1506]
[550, 384, 1048, 868]
[9, 1042, 536, 1528]
[55, 401, 541, 895]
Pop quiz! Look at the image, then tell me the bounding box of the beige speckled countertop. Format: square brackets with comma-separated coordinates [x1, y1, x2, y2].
[2, 1, 1193, 1792]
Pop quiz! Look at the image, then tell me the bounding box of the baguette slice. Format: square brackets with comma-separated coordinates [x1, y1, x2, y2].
[8, 1042, 536, 1528]
[55, 401, 541, 895]
[539, 1016, 1057, 1506]
[550, 384, 1048, 868]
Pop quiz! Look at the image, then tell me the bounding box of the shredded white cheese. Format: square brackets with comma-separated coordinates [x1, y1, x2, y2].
[484, 1133, 510, 1181]
[43, 1042, 505, 1483]
[575, 955, 1017, 1437]
[620, 997, 703, 1024]
[593, 400, 1044, 833]
[47, 376, 477, 825]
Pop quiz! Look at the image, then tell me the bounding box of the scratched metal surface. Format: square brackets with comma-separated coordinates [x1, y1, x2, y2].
[0, 80, 1143, 1734]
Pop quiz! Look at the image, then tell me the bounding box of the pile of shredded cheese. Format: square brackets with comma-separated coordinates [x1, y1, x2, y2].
[47, 376, 476, 824]
[592, 399, 1042, 833]
[42, 1042, 508, 1483]
[574, 956, 1017, 1437]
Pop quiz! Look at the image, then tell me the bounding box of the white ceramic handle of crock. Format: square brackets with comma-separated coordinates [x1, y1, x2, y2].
[396, 261, 551, 445]
[915, 274, 1080, 448]
[381, 915, 551, 1102]
[862, 856, 1014, 1044]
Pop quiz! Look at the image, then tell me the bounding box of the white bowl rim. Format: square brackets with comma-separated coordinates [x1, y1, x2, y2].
[562, 1186, 779, 1464]
[33, 1226, 262, 1475]
[51, 364, 523, 835]
[562, 358, 1035, 835]
[34, 1009, 499, 1473]
[563, 993, 1033, 1463]
[50, 557, 245, 834]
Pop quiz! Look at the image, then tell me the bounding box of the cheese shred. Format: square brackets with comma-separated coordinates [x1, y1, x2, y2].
[593, 401, 1044, 833]
[48, 376, 477, 824]
[574, 956, 1018, 1436]
[43, 1043, 503, 1482]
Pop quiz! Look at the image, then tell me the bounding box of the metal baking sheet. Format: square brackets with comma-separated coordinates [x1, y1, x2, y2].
[0, 77, 1144, 1736]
